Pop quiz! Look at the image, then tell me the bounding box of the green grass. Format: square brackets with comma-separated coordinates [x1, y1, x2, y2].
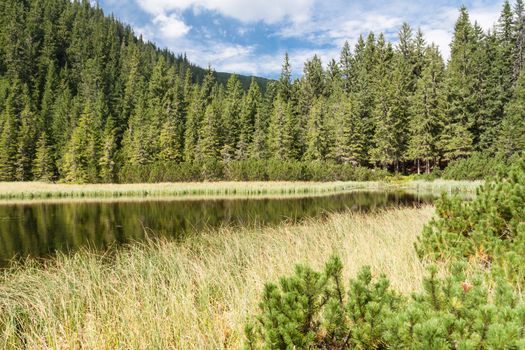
[0, 207, 434, 349]
[0, 180, 481, 202]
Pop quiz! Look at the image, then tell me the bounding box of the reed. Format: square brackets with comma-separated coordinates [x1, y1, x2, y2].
[0, 180, 480, 201]
[0, 207, 434, 349]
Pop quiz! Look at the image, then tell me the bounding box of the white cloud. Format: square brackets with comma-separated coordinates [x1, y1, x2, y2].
[153, 13, 191, 39]
[135, 0, 314, 24]
[117, 0, 506, 76]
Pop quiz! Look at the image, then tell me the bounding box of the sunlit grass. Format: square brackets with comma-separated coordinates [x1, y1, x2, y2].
[0, 207, 434, 349]
[0, 180, 480, 201]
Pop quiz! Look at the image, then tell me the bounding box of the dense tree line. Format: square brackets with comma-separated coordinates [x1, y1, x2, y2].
[0, 0, 524, 183]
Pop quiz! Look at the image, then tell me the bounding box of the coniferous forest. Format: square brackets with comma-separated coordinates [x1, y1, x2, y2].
[1, 0, 524, 183]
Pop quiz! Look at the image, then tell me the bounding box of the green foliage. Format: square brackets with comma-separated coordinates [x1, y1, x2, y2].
[246, 259, 525, 349]
[442, 152, 521, 180]
[0, 0, 524, 182]
[245, 257, 400, 349]
[417, 160, 525, 284]
[118, 160, 390, 183]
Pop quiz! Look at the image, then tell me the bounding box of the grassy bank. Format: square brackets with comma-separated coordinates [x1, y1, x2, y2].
[0, 207, 433, 349]
[0, 180, 480, 201]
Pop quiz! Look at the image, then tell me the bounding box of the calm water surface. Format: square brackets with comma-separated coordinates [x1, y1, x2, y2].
[0, 191, 434, 266]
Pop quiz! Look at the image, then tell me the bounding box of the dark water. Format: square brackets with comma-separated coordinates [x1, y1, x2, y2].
[0, 191, 433, 266]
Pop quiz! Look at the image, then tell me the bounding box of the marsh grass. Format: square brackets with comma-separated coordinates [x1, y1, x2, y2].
[0, 207, 434, 349]
[0, 181, 375, 200]
[0, 180, 480, 202]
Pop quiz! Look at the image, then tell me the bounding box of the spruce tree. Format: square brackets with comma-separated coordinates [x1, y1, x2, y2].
[497, 68, 525, 156]
[407, 46, 445, 173]
[237, 78, 261, 160]
[331, 94, 366, 165]
[221, 74, 242, 161]
[513, 0, 525, 81]
[197, 102, 222, 161]
[304, 97, 328, 161]
[99, 117, 117, 183]
[0, 111, 17, 181]
[339, 41, 353, 93]
[268, 95, 295, 160]
[370, 35, 398, 169]
[160, 78, 186, 162]
[62, 106, 100, 183]
[15, 97, 37, 181]
[33, 132, 55, 182]
[440, 7, 476, 161]
[278, 53, 292, 101]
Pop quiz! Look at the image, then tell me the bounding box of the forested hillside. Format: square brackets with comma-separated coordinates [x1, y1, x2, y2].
[0, 0, 524, 183]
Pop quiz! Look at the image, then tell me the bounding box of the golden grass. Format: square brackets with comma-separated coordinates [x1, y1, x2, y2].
[0, 180, 480, 202]
[0, 207, 434, 349]
[0, 181, 378, 200]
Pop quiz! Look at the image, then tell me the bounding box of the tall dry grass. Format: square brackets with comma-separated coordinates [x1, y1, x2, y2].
[0, 181, 378, 201]
[0, 207, 434, 349]
[0, 180, 480, 201]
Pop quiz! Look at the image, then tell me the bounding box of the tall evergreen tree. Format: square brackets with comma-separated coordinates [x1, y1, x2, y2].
[62, 105, 100, 183]
[278, 53, 292, 101]
[197, 102, 222, 161]
[99, 117, 117, 182]
[513, 0, 525, 81]
[221, 74, 243, 161]
[440, 7, 476, 161]
[407, 46, 445, 173]
[497, 68, 525, 156]
[33, 131, 55, 182]
[304, 97, 328, 161]
[268, 95, 295, 160]
[237, 78, 261, 160]
[16, 97, 37, 181]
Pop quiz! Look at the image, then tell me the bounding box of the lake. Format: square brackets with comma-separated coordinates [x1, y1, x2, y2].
[0, 190, 434, 266]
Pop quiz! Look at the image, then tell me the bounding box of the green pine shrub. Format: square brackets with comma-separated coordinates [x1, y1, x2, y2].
[441, 152, 521, 180]
[416, 161, 525, 283]
[244, 256, 400, 349]
[245, 258, 525, 349]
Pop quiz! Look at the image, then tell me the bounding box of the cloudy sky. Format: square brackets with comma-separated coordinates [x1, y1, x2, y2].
[99, 0, 506, 78]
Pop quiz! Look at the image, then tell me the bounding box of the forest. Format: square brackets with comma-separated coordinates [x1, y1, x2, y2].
[0, 0, 524, 183]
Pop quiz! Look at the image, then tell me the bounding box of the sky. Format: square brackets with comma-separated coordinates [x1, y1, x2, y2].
[98, 0, 507, 78]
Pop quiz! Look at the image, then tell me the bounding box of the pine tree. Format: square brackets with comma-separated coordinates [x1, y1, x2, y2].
[370, 34, 398, 169]
[0, 111, 17, 181]
[99, 117, 117, 182]
[407, 46, 445, 173]
[197, 102, 222, 161]
[350, 34, 376, 162]
[122, 92, 150, 166]
[0, 81, 25, 181]
[339, 41, 353, 93]
[221, 74, 242, 161]
[159, 78, 186, 162]
[331, 94, 366, 165]
[440, 7, 476, 161]
[16, 97, 37, 181]
[33, 132, 55, 182]
[268, 95, 294, 160]
[304, 97, 328, 161]
[278, 53, 292, 100]
[62, 104, 100, 183]
[183, 87, 203, 162]
[497, 68, 525, 156]
[513, 0, 525, 81]
[237, 78, 261, 160]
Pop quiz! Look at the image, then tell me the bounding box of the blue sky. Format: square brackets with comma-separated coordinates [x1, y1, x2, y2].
[98, 0, 506, 78]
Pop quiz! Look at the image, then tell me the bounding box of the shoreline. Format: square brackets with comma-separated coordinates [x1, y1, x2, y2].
[0, 180, 481, 202]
